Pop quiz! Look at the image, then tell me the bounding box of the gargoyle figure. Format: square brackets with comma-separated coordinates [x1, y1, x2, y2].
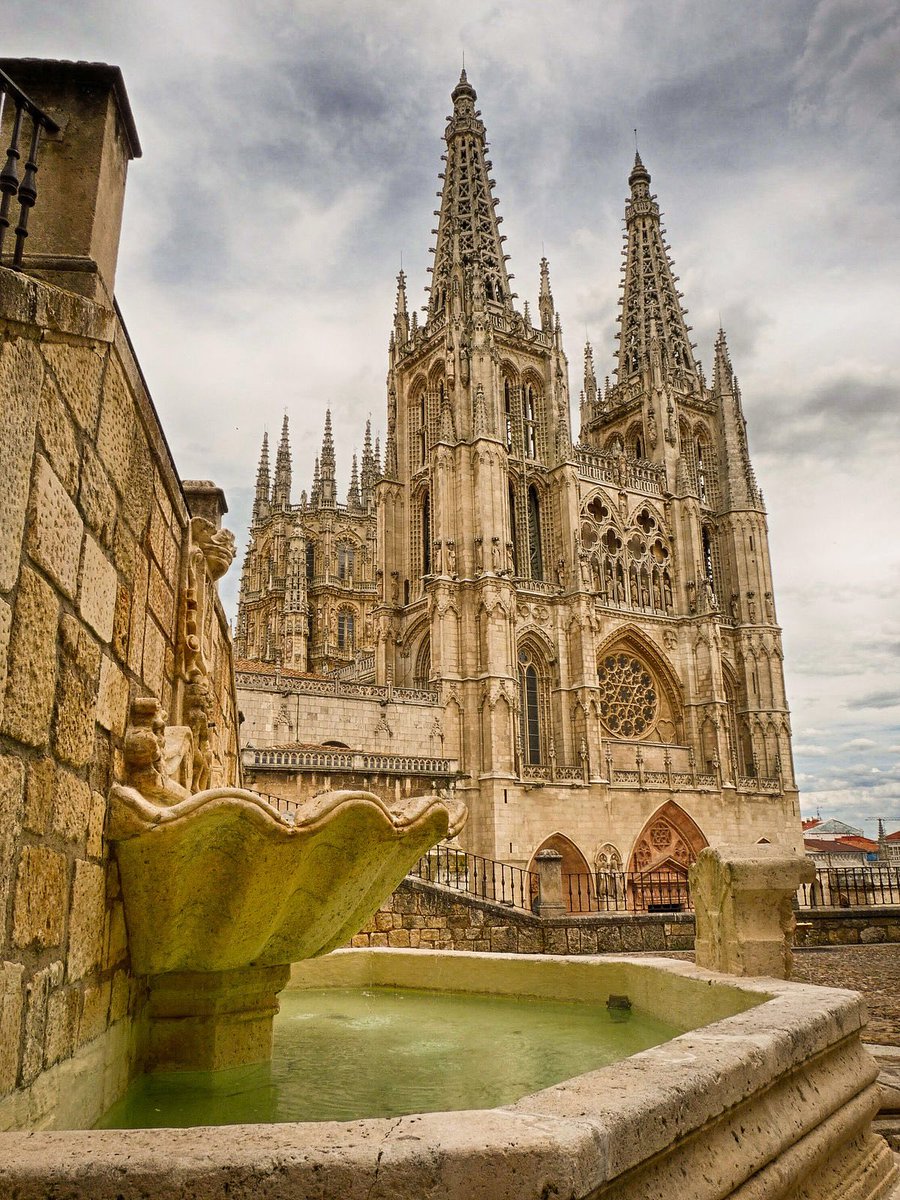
[190, 516, 236, 581]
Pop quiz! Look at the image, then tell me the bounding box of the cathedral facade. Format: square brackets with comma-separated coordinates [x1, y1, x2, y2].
[236, 71, 801, 877]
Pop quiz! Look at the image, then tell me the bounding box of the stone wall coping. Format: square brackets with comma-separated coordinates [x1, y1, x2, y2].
[0, 949, 880, 1199]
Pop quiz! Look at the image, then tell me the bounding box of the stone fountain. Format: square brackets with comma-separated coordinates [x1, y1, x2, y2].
[106, 696, 467, 1072]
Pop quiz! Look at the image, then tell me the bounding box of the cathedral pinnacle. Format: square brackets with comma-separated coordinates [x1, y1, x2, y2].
[538, 256, 555, 332]
[427, 71, 514, 324]
[616, 151, 697, 384]
[319, 409, 336, 506]
[394, 268, 409, 345]
[252, 430, 270, 524]
[347, 452, 361, 508]
[361, 417, 377, 507]
[272, 413, 292, 509]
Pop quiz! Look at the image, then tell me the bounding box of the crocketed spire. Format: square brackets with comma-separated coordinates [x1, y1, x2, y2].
[427, 70, 514, 324]
[318, 409, 336, 506]
[252, 431, 270, 524]
[272, 413, 292, 509]
[616, 150, 697, 383]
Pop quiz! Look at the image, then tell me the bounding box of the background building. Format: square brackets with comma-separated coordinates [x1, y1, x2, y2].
[237, 71, 802, 876]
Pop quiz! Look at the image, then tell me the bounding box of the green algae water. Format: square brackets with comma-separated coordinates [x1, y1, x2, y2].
[96, 986, 681, 1128]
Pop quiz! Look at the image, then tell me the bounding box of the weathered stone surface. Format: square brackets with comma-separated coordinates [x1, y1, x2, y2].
[0, 595, 10, 729]
[78, 535, 117, 643]
[52, 770, 92, 843]
[0, 756, 24, 906]
[27, 455, 83, 599]
[0, 336, 42, 592]
[140, 615, 166, 698]
[41, 341, 105, 436]
[19, 964, 58, 1087]
[13, 846, 67, 950]
[0, 961, 25, 1094]
[78, 980, 111, 1046]
[691, 844, 815, 978]
[1, 567, 58, 747]
[86, 791, 106, 859]
[54, 661, 98, 768]
[95, 357, 134, 494]
[43, 986, 80, 1069]
[78, 443, 116, 548]
[96, 654, 130, 736]
[23, 757, 54, 836]
[37, 374, 79, 496]
[67, 861, 106, 982]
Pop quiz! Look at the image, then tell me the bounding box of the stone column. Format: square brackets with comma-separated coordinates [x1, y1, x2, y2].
[690, 844, 814, 979]
[534, 849, 566, 918]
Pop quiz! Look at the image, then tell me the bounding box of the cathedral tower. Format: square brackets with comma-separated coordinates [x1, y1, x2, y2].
[238, 73, 801, 878]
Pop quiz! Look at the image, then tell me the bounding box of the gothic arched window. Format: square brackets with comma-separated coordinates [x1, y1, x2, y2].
[337, 543, 355, 580]
[518, 646, 549, 767]
[527, 485, 543, 580]
[504, 379, 513, 452]
[508, 482, 519, 575]
[419, 393, 427, 465]
[523, 383, 537, 458]
[422, 494, 431, 575]
[337, 608, 355, 652]
[305, 543, 315, 580]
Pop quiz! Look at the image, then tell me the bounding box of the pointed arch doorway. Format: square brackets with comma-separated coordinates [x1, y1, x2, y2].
[627, 801, 708, 912]
[527, 833, 592, 913]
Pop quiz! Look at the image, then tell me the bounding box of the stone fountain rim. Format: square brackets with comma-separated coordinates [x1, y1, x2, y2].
[0, 949, 881, 1200]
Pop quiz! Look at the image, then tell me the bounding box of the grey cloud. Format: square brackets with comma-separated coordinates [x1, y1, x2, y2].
[847, 691, 900, 711]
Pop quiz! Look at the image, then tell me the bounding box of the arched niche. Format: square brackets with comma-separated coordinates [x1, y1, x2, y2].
[527, 832, 592, 913]
[627, 800, 708, 877]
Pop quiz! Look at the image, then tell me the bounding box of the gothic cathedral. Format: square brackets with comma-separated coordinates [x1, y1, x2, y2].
[235, 71, 801, 876]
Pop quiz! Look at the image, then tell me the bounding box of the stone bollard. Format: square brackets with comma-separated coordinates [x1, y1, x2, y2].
[690, 844, 815, 979]
[534, 849, 567, 918]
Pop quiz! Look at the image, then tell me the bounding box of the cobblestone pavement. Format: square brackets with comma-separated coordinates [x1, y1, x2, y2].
[791, 944, 900, 1047]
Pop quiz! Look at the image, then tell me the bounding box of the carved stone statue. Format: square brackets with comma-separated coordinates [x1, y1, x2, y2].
[190, 517, 236, 581]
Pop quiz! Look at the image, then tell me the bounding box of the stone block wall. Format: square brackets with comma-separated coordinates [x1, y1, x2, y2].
[352, 880, 900, 957]
[0, 265, 240, 1128]
[351, 878, 696, 955]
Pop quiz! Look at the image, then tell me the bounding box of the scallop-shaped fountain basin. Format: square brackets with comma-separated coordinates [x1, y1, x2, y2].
[106, 782, 466, 1072]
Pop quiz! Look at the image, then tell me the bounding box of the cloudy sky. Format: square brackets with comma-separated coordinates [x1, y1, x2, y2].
[7, 1, 899, 835]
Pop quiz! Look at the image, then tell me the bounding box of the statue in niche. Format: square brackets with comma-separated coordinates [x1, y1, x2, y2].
[491, 537, 502, 573]
[446, 540, 457, 577]
[433, 539, 444, 575]
[747, 591, 757, 621]
[702, 579, 717, 612]
[556, 558, 567, 588]
[730, 592, 740, 621]
[504, 541, 515, 575]
[765, 592, 775, 622]
[390, 572, 400, 604]
[664, 576, 673, 613]
[474, 535, 484, 574]
[653, 576, 662, 609]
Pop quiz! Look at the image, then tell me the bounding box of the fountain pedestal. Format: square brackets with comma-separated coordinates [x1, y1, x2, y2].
[147, 965, 291, 1072]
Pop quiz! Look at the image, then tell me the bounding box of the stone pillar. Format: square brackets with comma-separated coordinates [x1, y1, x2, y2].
[534, 849, 566, 918]
[0, 58, 141, 305]
[690, 844, 815, 979]
[146, 964, 291, 1072]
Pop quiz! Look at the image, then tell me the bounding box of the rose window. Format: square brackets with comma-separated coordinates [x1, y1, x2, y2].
[597, 653, 659, 737]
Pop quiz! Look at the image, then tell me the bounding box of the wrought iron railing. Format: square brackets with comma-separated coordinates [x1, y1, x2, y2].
[564, 870, 692, 914]
[0, 69, 59, 266]
[409, 845, 537, 911]
[797, 866, 900, 909]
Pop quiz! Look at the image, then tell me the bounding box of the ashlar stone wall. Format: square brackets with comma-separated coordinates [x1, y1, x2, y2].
[0, 265, 240, 1129]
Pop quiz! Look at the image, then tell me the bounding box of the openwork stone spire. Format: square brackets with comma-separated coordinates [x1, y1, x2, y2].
[319, 409, 336, 506]
[360, 417, 377, 507]
[272, 414, 292, 509]
[252, 431, 270, 524]
[394, 268, 409, 344]
[347, 452, 361, 508]
[616, 151, 697, 383]
[427, 69, 513, 323]
[538, 256, 555, 332]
